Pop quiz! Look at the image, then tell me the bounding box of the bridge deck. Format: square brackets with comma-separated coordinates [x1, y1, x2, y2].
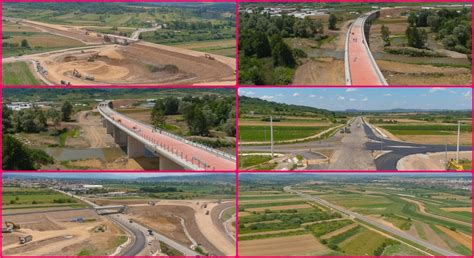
[102, 106, 235, 170]
[347, 15, 385, 85]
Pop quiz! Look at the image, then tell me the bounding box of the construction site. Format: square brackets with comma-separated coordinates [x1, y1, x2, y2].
[2, 3, 236, 86]
[2, 173, 236, 256]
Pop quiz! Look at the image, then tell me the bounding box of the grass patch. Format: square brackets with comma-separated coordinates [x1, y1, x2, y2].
[307, 219, 353, 237]
[239, 125, 330, 142]
[2, 62, 43, 85]
[380, 124, 471, 135]
[238, 229, 307, 241]
[239, 155, 272, 169]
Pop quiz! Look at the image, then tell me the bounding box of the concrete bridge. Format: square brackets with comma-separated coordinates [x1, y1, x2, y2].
[345, 10, 388, 86]
[95, 205, 128, 215]
[98, 101, 236, 170]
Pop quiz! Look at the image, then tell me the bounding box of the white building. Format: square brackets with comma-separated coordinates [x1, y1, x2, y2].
[7, 102, 32, 111]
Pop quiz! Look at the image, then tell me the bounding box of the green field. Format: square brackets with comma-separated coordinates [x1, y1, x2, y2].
[2, 187, 85, 209]
[238, 155, 273, 169]
[380, 124, 472, 135]
[2, 62, 44, 85]
[239, 125, 330, 142]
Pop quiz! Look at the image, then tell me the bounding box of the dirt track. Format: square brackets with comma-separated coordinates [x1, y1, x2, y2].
[2, 209, 124, 256]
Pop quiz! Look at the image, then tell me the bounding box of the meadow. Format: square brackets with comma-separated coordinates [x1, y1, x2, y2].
[2, 187, 85, 209]
[2, 62, 44, 85]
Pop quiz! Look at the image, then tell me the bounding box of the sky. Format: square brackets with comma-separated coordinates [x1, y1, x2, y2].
[238, 88, 472, 111]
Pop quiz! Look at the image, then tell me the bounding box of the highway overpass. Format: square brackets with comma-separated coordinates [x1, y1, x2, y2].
[98, 101, 236, 171]
[345, 10, 388, 86]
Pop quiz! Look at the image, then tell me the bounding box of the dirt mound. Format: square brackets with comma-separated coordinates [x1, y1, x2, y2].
[98, 48, 124, 60]
[63, 56, 78, 62]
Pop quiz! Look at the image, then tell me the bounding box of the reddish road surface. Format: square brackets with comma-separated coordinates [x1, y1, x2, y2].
[346, 12, 387, 85]
[100, 103, 235, 171]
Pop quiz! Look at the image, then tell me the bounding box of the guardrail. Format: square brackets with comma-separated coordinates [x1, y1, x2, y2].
[344, 21, 354, 85]
[98, 101, 236, 166]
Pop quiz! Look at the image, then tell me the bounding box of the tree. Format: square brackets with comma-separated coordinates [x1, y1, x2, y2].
[223, 118, 236, 137]
[427, 15, 441, 32]
[48, 109, 61, 131]
[406, 26, 427, 49]
[254, 31, 271, 58]
[163, 97, 180, 115]
[381, 25, 391, 46]
[2, 104, 13, 134]
[328, 14, 337, 30]
[61, 101, 73, 121]
[271, 38, 296, 68]
[20, 39, 29, 48]
[151, 100, 166, 128]
[3, 134, 35, 170]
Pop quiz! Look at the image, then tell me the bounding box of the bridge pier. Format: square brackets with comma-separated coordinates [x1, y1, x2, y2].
[113, 126, 128, 147]
[106, 120, 113, 134]
[159, 155, 185, 170]
[127, 136, 145, 158]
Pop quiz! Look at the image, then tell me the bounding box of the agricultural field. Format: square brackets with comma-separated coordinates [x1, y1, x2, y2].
[239, 173, 472, 256]
[2, 62, 44, 85]
[367, 112, 472, 145]
[168, 39, 236, 58]
[2, 187, 86, 212]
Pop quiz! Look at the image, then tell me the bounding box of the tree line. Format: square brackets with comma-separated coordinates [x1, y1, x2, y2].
[151, 95, 235, 137]
[405, 8, 471, 54]
[239, 12, 332, 85]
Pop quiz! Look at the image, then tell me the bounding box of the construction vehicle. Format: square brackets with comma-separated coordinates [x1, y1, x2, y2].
[5, 221, 20, 231]
[88, 53, 98, 62]
[205, 210, 210, 215]
[148, 201, 156, 206]
[203, 204, 207, 209]
[95, 224, 107, 232]
[129, 219, 133, 223]
[72, 69, 82, 78]
[85, 75, 95, 81]
[19, 235, 33, 244]
[344, 127, 351, 133]
[148, 229, 154, 235]
[447, 159, 464, 171]
[204, 54, 215, 60]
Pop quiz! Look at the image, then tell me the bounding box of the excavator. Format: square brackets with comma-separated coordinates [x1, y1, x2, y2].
[3, 221, 20, 233]
[447, 159, 464, 171]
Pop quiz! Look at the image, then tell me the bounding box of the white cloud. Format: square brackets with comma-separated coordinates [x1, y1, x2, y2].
[309, 94, 316, 98]
[345, 88, 357, 92]
[349, 98, 356, 102]
[239, 89, 255, 95]
[293, 92, 300, 97]
[429, 87, 446, 93]
[276, 93, 285, 97]
[463, 91, 471, 97]
[337, 96, 345, 100]
[383, 93, 391, 97]
[260, 95, 274, 100]
[361, 97, 368, 102]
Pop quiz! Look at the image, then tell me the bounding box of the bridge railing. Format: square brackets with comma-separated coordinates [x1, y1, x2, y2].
[99, 101, 236, 163]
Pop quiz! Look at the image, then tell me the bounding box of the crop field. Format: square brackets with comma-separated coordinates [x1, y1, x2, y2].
[2, 187, 86, 210]
[170, 39, 236, 58]
[239, 125, 331, 142]
[237, 186, 418, 256]
[379, 124, 472, 135]
[2, 62, 44, 85]
[300, 182, 472, 255]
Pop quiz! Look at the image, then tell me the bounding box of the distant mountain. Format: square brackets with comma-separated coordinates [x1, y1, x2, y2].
[239, 96, 335, 117]
[345, 108, 472, 113]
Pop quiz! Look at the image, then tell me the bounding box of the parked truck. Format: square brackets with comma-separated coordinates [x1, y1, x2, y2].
[19, 235, 33, 244]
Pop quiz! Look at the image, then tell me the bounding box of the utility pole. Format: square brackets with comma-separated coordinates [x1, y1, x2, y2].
[456, 121, 460, 163]
[270, 115, 274, 157]
[239, 133, 243, 169]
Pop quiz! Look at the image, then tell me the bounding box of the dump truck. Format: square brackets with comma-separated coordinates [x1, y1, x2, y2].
[19, 235, 33, 244]
[204, 54, 215, 60]
[85, 75, 95, 81]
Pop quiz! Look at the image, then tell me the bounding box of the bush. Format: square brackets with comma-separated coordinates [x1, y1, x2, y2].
[384, 47, 445, 57]
[272, 67, 294, 85]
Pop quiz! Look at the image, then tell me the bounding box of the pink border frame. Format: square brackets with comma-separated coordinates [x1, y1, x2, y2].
[1, 0, 473, 257]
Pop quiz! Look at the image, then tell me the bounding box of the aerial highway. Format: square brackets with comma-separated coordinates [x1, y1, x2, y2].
[99, 101, 236, 170]
[240, 116, 470, 170]
[286, 187, 460, 256]
[345, 11, 388, 85]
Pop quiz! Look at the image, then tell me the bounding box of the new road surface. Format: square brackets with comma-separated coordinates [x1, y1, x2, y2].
[346, 11, 387, 85]
[286, 187, 461, 256]
[99, 102, 236, 170]
[240, 116, 470, 170]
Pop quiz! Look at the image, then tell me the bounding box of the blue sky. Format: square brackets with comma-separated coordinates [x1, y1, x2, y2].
[239, 88, 472, 111]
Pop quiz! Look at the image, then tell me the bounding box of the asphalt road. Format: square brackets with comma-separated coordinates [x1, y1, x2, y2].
[109, 214, 146, 256]
[362, 120, 472, 170]
[287, 187, 460, 256]
[240, 116, 471, 171]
